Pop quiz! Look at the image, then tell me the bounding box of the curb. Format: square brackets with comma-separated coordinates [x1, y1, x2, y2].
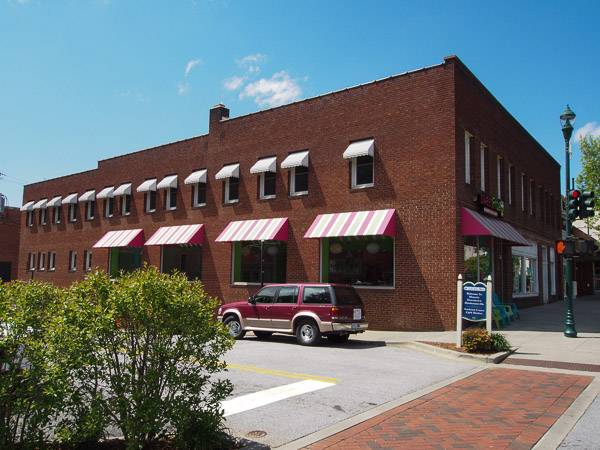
[387, 341, 514, 364]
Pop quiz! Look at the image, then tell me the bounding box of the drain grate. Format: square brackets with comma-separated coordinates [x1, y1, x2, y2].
[247, 430, 268, 438]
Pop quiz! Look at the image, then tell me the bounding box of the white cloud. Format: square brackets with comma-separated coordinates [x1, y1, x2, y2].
[236, 53, 266, 67]
[185, 59, 202, 77]
[574, 122, 600, 143]
[178, 83, 190, 95]
[240, 71, 302, 108]
[223, 76, 246, 91]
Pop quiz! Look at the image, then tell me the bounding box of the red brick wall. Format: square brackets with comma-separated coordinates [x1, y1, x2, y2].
[18, 56, 561, 330]
[0, 207, 21, 282]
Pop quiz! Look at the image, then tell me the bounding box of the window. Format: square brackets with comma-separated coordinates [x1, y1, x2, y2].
[521, 173, 527, 212]
[53, 206, 61, 224]
[192, 183, 206, 207]
[224, 177, 239, 204]
[465, 131, 472, 184]
[290, 166, 308, 195]
[104, 198, 114, 218]
[529, 179, 535, 216]
[84, 250, 92, 271]
[85, 201, 95, 220]
[114, 182, 132, 215]
[121, 195, 131, 215]
[109, 248, 142, 278]
[69, 204, 78, 222]
[323, 236, 394, 287]
[480, 144, 487, 192]
[165, 187, 177, 210]
[496, 156, 503, 200]
[145, 191, 157, 213]
[508, 164, 515, 205]
[303, 287, 332, 304]
[38, 252, 45, 271]
[539, 187, 545, 221]
[27, 253, 35, 271]
[233, 241, 287, 283]
[253, 286, 278, 303]
[512, 245, 538, 296]
[39, 208, 47, 226]
[260, 171, 276, 199]
[26, 211, 33, 227]
[69, 251, 77, 271]
[464, 236, 492, 283]
[277, 285, 298, 303]
[162, 246, 202, 281]
[550, 248, 556, 295]
[250, 157, 277, 200]
[352, 155, 374, 188]
[48, 252, 56, 271]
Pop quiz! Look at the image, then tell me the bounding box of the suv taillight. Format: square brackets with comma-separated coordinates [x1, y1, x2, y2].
[331, 307, 339, 320]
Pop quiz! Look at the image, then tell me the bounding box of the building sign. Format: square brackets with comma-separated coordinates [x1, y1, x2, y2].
[462, 282, 486, 321]
[474, 193, 504, 217]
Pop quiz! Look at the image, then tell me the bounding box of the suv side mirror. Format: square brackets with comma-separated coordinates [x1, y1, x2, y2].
[248, 296, 256, 304]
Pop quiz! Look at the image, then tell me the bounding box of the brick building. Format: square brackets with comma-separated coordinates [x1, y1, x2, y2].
[1, 206, 21, 282]
[18, 56, 562, 330]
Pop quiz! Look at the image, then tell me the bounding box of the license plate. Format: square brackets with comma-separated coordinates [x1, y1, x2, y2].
[351, 323, 358, 329]
[353, 309, 361, 320]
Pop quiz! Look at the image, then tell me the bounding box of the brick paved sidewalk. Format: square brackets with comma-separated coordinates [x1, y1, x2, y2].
[304, 368, 593, 449]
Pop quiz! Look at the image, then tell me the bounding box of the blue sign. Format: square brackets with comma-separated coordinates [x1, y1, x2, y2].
[462, 282, 486, 321]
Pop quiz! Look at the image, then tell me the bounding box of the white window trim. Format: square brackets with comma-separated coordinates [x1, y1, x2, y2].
[512, 245, 539, 297]
[550, 248, 556, 295]
[480, 144, 486, 192]
[53, 206, 61, 224]
[224, 178, 239, 204]
[28, 253, 35, 271]
[39, 208, 47, 226]
[508, 164, 513, 205]
[85, 201, 95, 220]
[351, 156, 374, 189]
[529, 179, 534, 216]
[290, 166, 308, 196]
[84, 250, 92, 271]
[121, 194, 131, 216]
[259, 172, 276, 199]
[145, 191, 156, 213]
[165, 187, 177, 210]
[192, 183, 206, 207]
[465, 131, 472, 184]
[69, 204, 77, 222]
[497, 156, 502, 200]
[27, 211, 33, 227]
[48, 252, 56, 271]
[69, 251, 77, 271]
[38, 252, 45, 271]
[104, 198, 114, 218]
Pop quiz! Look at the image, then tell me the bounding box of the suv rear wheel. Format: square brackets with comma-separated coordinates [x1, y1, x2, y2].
[296, 319, 321, 346]
[224, 316, 246, 340]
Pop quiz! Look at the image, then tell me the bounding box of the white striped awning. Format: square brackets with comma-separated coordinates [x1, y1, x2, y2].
[114, 182, 132, 196]
[93, 229, 144, 248]
[32, 199, 48, 209]
[145, 224, 204, 246]
[97, 186, 115, 199]
[281, 150, 309, 169]
[216, 217, 289, 242]
[184, 169, 207, 185]
[215, 163, 239, 180]
[62, 193, 78, 204]
[79, 190, 96, 202]
[250, 157, 277, 174]
[157, 174, 178, 190]
[461, 207, 529, 246]
[137, 178, 157, 192]
[343, 139, 374, 159]
[47, 196, 62, 207]
[304, 209, 396, 239]
[20, 201, 34, 211]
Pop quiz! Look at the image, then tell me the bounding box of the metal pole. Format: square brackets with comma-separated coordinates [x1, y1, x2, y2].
[563, 118, 577, 338]
[259, 240, 265, 287]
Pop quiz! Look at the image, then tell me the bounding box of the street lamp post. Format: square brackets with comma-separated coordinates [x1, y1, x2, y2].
[560, 104, 577, 338]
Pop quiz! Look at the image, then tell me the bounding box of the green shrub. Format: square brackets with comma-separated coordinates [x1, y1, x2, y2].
[53, 267, 234, 448]
[491, 332, 511, 352]
[462, 327, 493, 353]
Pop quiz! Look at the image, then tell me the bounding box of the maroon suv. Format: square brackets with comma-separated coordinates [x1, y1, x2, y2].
[217, 283, 368, 345]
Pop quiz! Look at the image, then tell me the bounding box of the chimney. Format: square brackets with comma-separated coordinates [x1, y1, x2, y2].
[210, 103, 229, 131]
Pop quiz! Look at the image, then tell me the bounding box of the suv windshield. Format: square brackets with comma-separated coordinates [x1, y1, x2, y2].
[333, 286, 363, 306]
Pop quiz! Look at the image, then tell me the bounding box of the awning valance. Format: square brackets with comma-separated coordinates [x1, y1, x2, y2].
[281, 150, 309, 169]
[79, 190, 96, 202]
[114, 182, 132, 196]
[216, 217, 289, 242]
[184, 169, 207, 185]
[461, 207, 529, 246]
[93, 229, 144, 248]
[97, 186, 115, 199]
[137, 178, 157, 192]
[215, 163, 239, 180]
[32, 199, 48, 210]
[157, 174, 178, 190]
[343, 139, 374, 159]
[145, 224, 204, 246]
[250, 157, 277, 174]
[47, 196, 62, 207]
[304, 209, 396, 239]
[20, 201, 34, 211]
[62, 193, 78, 204]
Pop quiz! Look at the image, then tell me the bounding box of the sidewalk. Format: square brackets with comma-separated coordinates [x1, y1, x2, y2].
[280, 295, 600, 449]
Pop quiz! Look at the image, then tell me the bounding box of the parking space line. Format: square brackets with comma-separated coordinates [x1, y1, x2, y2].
[226, 363, 341, 383]
[222, 380, 334, 417]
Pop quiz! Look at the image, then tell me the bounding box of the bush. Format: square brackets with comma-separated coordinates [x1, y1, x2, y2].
[490, 332, 511, 352]
[53, 267, 234, 448]
[462, 328, 511, 354]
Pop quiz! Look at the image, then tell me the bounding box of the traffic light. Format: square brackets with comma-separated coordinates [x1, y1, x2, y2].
[567, 190, 581, 220]
[555, 239, 576, 257]
[579, 191, 595, 218]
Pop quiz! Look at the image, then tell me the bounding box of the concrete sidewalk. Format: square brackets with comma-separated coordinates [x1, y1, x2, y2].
[278, 295, 600, 449]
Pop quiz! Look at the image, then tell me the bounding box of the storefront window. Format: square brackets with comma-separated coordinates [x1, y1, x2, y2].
[464, 236, 492, 283]
[512, 245, 538, 295]
[322, 236, 394, 287]
[162, 246, 202, 281]
[233, 241, 287, 284]
[110, 248, 142, 277]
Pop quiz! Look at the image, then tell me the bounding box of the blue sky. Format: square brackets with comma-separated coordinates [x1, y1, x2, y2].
[1, 0, 599, 207]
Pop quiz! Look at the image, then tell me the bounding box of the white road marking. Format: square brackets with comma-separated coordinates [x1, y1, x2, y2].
[222, 379, 335, 417]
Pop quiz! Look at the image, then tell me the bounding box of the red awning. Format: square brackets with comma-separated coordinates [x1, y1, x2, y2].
[461, 208, 529, 246]
[304, 209, 395, 239]
[145, 224, 204, 246]
[93, 229, 144, 248]
[216, 218, 288, 242]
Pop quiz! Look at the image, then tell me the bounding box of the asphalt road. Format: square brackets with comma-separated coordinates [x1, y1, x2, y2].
[219, 333, 477, 448]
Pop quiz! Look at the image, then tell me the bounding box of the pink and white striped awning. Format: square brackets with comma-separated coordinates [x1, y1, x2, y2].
[461, 208, 529, 246]
[145, 224, 204, 246]
[216, 217, 288, 242]
[93, 229, 144, 248]
[304, 209, 396, 239]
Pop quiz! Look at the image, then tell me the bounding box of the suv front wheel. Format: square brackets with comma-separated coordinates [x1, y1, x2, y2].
[224, 316, 246, 340]
[296, 319, 321, 346]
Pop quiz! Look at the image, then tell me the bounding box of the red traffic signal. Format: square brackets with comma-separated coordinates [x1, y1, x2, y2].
[555, 240, 575, 256]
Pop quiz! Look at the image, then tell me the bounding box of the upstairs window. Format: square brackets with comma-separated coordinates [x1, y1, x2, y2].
[137, 178, 157, 213]
[185, 169, 207, 207]
[465, 131, 472, 184]
[281, 150, 309, 196]
[27, 211, 34, 227]
[53, 206, 61, 224]
[251, 157, 277, 200]
[84, 250, 92, 271]
[157, 174, 178, 210]
[48, 252, 56, 271]
[343, 139, 374, 188]
[33, 199, 48, 226]
[69, 251, 77, 271]
[79, 190, 96, 221]
[38, 252, 45, 271]
[215, 163, 240, 204]
[480, 144, 487, 192]
[63, 193, 78, 222]
[98, 186, 115, 218]
[114, 182, 132, 216]
[27, 253, 35, 271]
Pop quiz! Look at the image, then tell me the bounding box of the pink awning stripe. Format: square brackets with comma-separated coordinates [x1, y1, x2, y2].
[461, 208, 529, 246]
[93, 229, 144, 248]
[304, 209, 396, 239]
[145, 224, 204, 246]
[216, 218, 289, 242]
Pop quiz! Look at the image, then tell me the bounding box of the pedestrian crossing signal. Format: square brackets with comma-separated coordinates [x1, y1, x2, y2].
[555, 240, 575, 256]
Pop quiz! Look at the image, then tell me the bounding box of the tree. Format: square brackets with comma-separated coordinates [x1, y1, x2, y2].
[575, 135, 600, 231]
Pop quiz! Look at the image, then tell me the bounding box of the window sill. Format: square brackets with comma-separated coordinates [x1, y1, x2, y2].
[232, 282, 261, 287]
[192, 204, 206, 208]
[259, 196, 276, 201]
[289, 192, 308, 197]
[350, 184, 374, 190]
[224, 200, 239, 205]
[352, 284, 395, 290]
[512, 293, 539, 298]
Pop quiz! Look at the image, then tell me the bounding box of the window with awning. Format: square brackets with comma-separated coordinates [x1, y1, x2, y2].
[146, 224, 204, 281]
[282, 151, 309, 195]
[185, 170, 207, 207]
[343, 139, 374, 188]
